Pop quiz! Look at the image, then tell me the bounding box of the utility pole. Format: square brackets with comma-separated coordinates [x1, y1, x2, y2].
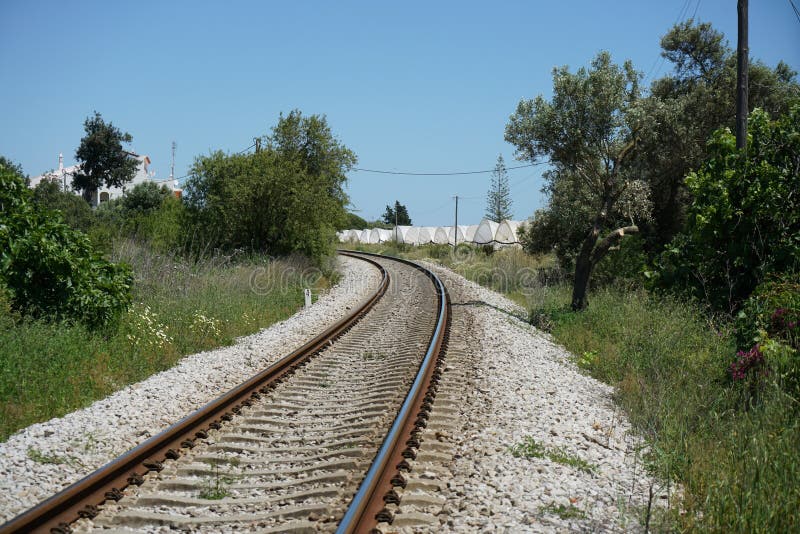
[394, 202, 398, 243]
[170, 141, 176, 184]
[736, 0, 749, 150]
[254, 138, 262, 154]
[453, 195, 459, 248]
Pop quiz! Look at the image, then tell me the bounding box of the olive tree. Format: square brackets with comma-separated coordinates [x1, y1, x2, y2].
[506, 51, 651, 310]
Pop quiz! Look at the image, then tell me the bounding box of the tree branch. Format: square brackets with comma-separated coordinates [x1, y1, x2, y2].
[591, 225, 639, 265]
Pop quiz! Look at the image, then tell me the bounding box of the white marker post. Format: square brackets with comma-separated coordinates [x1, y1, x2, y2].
[304, 288, 312, 309]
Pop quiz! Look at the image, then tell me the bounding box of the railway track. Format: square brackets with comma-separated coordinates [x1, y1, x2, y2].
[1, 251, 451, 534]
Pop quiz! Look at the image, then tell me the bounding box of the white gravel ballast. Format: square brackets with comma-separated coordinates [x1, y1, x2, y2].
[1, 254, 666, 532]
[0, 255, 381, 524]
[419, 261, 667, 533]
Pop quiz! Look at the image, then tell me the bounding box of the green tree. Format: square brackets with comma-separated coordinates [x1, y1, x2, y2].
[634, 20, 799, 250]
[506, 51, 650, 310]
[340, 212, 368, 230]
[0, 160, 132, 328]
[651, 106, 800, 313]
[485, 154, 513, 222]
[184, 111, 356, 263]
[381, 201, 412, 226]
[31, 178, 94, 231]
[73, 112, 138, 204]
[122, 181, 171, 214]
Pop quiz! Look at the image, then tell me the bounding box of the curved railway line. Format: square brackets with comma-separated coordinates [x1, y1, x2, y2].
[1, 252, 452, 534]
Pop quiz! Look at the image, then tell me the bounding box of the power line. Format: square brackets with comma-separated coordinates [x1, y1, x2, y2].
[644, 0, 700, 83]
[790, 0, 800, 24]
[352, 161, 547, 176]
[172, 141, 258, 183]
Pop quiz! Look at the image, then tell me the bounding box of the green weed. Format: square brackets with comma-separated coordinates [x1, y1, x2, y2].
[540, 502, 587, 520]
[27, 448, 68, 465]
[510, 437, 596, 473]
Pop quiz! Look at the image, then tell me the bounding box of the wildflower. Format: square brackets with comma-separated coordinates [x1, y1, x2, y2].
[729, 344, 766, 381]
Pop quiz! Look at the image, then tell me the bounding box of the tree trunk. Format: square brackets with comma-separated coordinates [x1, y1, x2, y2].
[571, 224, 601, 311]
[571, 224, 640, 311]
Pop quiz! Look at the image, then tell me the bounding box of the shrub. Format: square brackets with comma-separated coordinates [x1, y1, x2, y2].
[121, 181, 171, 214]
[651, 106, 800, 313]
[0, 160, 132, 328]
[732, 274, 800, 399]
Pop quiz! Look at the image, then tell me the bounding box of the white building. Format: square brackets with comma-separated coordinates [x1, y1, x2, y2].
[29, 152, 180, 206]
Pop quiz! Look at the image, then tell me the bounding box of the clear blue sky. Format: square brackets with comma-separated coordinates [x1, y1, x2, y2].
[2, 1, 798, 226]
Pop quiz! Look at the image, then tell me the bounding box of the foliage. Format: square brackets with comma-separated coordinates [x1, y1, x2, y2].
[184, 110, 356, 263]
[0, 160, 132, 328]
[121, 181, 172, 214]
[0, 241, 330, 441]
[340, 211, 369, 230]
[0, 156, 24, 179]
[505, 51, 650, 309]
[381, 200, 412, 226]
[532, 285, 799, 531]
[736, 274, 800, 352]
[732, 274, 800, 400]
[72, 112, 138, 203]
[31, 178, 94, 231]
[485, 154, 512, 222]
[651, 106, 800, 313]
[633, 20, 799, 250]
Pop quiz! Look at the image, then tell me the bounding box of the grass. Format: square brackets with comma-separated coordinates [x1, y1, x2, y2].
[540, 502, 587, 520]
[27, 447, 68, 465]
[510, 436, 596, 474]
[0, 238, 334, 441]
[532, 286, 800, 531]
[353, 241, 800, 531]
[199, 458, 237, 500]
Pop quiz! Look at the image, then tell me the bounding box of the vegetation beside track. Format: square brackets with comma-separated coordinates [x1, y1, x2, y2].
[0, 110, 353, 442]
[345, 242, 799, 532]
[0, 242, 332, 441]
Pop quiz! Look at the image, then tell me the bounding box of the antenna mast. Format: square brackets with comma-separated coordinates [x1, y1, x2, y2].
[170, 141, 177, 184]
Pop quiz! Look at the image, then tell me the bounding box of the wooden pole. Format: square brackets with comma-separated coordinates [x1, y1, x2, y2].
[736, 0, 749, 150]
[453, 195, 459, 248]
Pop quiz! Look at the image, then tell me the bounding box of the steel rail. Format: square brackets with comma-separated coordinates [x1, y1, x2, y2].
[0, 253, 389, 534]
[335, 250, 450, 534]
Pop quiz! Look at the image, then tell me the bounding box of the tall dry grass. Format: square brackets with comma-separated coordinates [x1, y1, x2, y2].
[0, 238, 331, 441]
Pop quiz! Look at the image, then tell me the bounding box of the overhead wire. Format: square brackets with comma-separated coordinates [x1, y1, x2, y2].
[351, 161, 546, 176]
[643, 0, 700, 83]
[789, 0, 800, 24]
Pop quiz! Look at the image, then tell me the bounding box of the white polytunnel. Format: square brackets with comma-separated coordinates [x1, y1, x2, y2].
[368, 228, 392, 243]
[341, 220, 525, 246]
[402, 226, 420, 245]
[473, 219, 499, 244]
[448, 225, 469, 245]
[342, 229, 359, 242]
[495, 220, 523, 244]
[432, 226, 450, 245]
[465, 225, 479, 242]
[378, 228, 393, 242]
[416, 227, 435, 245]
[392, 225, 411, 242]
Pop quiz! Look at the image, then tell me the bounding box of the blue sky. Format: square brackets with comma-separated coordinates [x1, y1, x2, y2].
[2, 1, 798, 226]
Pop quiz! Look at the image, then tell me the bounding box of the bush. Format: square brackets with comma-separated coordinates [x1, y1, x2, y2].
[183, 111, 356, 264]
[0, 160, 132, 328]
[121, 181, 171, 214]
[733, 274, 800, 399]
[651, 106, 800, 313]
[31, 178, 94, 231]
